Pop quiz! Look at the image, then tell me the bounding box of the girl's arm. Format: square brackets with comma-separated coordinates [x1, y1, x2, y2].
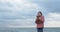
[39, 16, 44, 23]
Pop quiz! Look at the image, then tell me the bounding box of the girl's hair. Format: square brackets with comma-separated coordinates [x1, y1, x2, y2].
[38, 11, 42, 16]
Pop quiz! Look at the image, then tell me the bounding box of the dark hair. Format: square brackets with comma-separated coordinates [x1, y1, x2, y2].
[38, 11, 42, 16]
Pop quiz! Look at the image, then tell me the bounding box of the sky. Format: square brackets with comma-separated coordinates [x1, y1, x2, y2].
[0, 0, 60, 28]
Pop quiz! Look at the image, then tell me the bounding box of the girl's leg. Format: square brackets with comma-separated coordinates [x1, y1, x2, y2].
[37, 28, 43, 32]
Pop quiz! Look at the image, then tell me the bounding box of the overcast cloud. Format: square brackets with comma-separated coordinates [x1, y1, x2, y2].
[0, 0, 60, 27]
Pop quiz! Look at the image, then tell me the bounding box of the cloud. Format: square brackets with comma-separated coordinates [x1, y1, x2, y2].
[45, 13, 60, 27]
[0, 0, 40, 27]
[0, 19, 36, 27]
[43, 1, 60, 13]
[0, 0, 40, 19]
[0, 0, 60, 27]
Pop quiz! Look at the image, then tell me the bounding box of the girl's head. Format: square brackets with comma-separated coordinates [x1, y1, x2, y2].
[37, 11, 42, 16]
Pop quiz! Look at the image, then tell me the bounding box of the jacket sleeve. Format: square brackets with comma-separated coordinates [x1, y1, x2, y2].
[40, 16, 44, 23]
[35, 16, 45, 24]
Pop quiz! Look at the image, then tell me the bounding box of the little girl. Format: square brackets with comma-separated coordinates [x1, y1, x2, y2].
[35, 11, 45, 32]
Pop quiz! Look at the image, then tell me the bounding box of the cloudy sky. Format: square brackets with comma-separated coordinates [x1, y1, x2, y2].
[0, 0, 60, 28]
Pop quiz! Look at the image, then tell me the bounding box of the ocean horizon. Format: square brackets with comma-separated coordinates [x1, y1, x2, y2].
[0, 27, 60, 32]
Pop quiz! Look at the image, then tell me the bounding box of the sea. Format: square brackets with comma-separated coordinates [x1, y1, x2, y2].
[0, 27, 60, 32]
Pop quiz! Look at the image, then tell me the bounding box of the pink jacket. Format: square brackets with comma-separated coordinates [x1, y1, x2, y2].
[35, 16, 44, 28]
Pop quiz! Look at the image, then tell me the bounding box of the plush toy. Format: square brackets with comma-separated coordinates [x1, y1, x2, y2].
[35, 16, 43, 24]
